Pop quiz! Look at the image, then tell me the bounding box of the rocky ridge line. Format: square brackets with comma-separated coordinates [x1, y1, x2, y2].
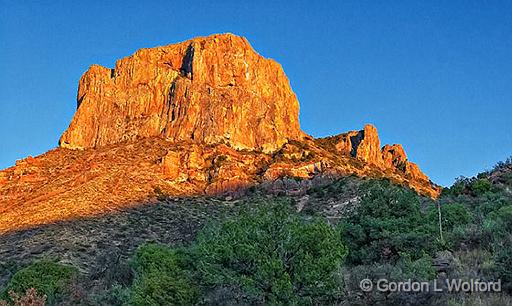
[0, 33, 440, 233]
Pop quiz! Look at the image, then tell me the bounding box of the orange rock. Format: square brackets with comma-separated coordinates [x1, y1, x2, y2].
[161, 151, 182, 180]
[317, 124, 432, 188]
[329, 124, 383, 165]
[382, 144, 407, 170]
[162, 145, 207, 182]
[405, 162, 430, 182]
[264, 161, 325, 181]
[0, 34, 442, 234]
[60, 33, 305, 153]
[0, 172, 7, 186]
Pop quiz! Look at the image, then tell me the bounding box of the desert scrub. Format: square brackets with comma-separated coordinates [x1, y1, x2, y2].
[339, 180, 437, 265]
[129, 244, 198, 306]
[191, 199, 348, 304]
[1, 261, 77, 305]
[0, 288, 47, 306]
[128, 199, 348, 305]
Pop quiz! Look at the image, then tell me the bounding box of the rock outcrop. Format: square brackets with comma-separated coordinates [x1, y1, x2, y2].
[0, 33, 440, 233]
[59, 34, 304, 153]
[332, 124, 383, 165]
[382, 144, 407, 169]
[316, 124, 432, 183]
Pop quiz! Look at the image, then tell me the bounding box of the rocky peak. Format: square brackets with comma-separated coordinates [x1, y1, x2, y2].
[382, 144, 407, 170]
[330, 124, 382, 165]
[0, 34, 442, 233]
[317, 124, 432, 185]
[59, 33, 304, 153]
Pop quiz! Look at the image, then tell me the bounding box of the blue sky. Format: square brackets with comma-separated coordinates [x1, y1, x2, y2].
[1, 0, 511, 186]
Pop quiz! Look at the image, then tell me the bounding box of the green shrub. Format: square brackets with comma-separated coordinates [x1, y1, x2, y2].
[446, 176, 470, 196]
[344, 252, 437, 306]
[192, 199, 348, 304]
[129, 244, 198, 306]
[483, 205, 512, 243]
[494, 239, 512, 293]
[490, 205, 512, 231]
[427, 203, 473, 247]
[339, 180, 436, 265]
[485, 205, 512, 292]
[394, 252, 436, 280]
[445, 176, 494, 197]
[428, 203, 472, 231]
[470, 178, 493, 195]
[1, 261, 77, 305]
[88, 284, 131, 306]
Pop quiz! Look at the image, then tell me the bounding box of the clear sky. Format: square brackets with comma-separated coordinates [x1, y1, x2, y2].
[1, 1, 511, 186]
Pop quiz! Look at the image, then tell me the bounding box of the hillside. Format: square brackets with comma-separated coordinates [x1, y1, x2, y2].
[1, 161, 510, 305]
[0, 33, 439, 235]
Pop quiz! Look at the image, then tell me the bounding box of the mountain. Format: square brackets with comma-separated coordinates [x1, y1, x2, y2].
[2, 33, 510, 306]
[0, 33, 439, 234]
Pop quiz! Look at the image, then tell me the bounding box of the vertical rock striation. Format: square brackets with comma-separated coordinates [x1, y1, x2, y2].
[317, 124, 432, 183]
[60, 33, 305, 153]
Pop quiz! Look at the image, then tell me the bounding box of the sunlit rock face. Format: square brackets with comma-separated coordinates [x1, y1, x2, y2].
[60, 33, 305, 153]
[315, 124, 432, 185]
[0, 33, 441, 234]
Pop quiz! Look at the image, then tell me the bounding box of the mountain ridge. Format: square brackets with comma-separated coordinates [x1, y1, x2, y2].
[0, 33, 440, 234]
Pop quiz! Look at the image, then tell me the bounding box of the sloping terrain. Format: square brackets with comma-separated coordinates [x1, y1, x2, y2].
[0, 134, 438, 234]
[1, 162, 510, 305]
[0, 33, 440, 234]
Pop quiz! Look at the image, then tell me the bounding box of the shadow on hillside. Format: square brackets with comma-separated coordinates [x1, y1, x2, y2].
[0, 196, 234, 288]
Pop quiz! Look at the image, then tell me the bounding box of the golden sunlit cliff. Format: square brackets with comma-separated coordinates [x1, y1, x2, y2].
[0, 33, 440, 233]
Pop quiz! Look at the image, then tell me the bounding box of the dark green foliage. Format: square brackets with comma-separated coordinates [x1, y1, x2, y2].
[1, 261, 77, 305]
[444, 176, 495, 197]
[192, 199, 348, 304]
[344, 252, 437, 305]
[487, 205, 512, 232]
[494, 238, 512, 293]
[470, 178, 493, 195]
[127, 199, 348, 305]
[129, 244, 198, 305]
[447, 176, 468, 196]
[339, 180, 437, 265]
[429, 203, 472, 231]
[484, 205, 512, 292]
[440, 162, 512, 293]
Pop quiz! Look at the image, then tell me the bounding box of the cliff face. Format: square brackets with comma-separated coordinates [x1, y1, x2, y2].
[59, 34, 304, 153]
[317, 124, 430, 182]
[0, 33, 440, 233]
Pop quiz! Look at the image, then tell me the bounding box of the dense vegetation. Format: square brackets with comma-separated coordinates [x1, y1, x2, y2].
[0, 261, 77, 305]
[1, 158, 511, 305]
[127, 201, 348, 305]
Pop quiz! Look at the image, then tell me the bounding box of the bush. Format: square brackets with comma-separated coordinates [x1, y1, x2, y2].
[1, 261, 77, 305]
[494, 239, 512, 293]
[191, 199, 348, 304]
[446, 176, 470, 196]
[470, 178, 493, 195]
[129, 244, 198, 306]
[339, 180, 436, 265]
[126, 199, 348, 305]
[427, 203, 472, 247]
[486, 205, 512, 292]
[344, 252, 437, 306]
[88, 284, 130, 306]
[393, 252, 436, 280]
[428, 203, 472, 232]
[445, 177, 494, 197]
[489, 205, 512, 231]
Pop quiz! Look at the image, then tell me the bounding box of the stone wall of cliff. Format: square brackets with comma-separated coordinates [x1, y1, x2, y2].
[59, 34, 305, 153]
